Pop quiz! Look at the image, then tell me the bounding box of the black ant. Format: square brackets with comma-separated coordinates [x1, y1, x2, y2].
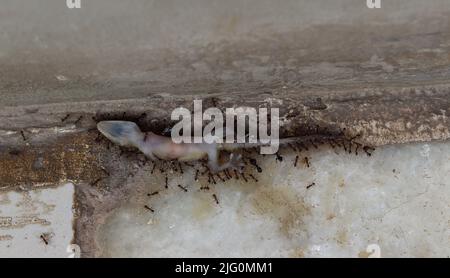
[137, 113, 147, 121]
[329, 140, 336, 149]
[200, 164, 210, 175]
[212, 194, 219, 205]
[74, 115, 83, 124]
[178, 184, 188, 192]
[61, 114, 70, 122]
[303, 157, 310, 168]
[249, 158, 262, 173]
[159, 163, 166, 174]
[249, 174, 258, 182]
[40, 234, 49, 245]
[216, 173, 225, 182]
[288, 143, 298, 152]
[275, 152, 283, 162]
[144, 205, 155, 213]
[195, 169, 199, 181]
[363, 146, 375, 156]
[298, 142, 309, 151]
[147, 191, 159, 196]
[170, 161, 178, 172]
[223, 170, 233, 180]
[208, 174, 217, 185]
[333, 139, 342, 148]
[354, 142, 362, 155]
[294, 155, 299, 167]
[223, 169, 231, 179]
[306, 182, 316, 189]
[347, 141, 353, 154]
[233, 169, 239, 180]
[342, 141, 348, 152]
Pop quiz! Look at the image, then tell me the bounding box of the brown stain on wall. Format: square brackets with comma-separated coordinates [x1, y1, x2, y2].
[289, 248, 305, 258]
[335, 229, 348, 245]
[358, 250, 371, 258]
[250, 185, 310, 238]
[0, 133, 103, 191]
[0, 234, 13, 241]
[0, 216, 50, 229]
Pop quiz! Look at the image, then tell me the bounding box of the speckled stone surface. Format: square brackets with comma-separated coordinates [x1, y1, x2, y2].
[0, 183, 75, 258]
[95, 141, 450, 257]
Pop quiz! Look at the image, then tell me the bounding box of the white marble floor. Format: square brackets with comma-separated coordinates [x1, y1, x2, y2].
[95, 141, 450, 257]
[1, 141, 449, 257]
[0, 183, 75, 258]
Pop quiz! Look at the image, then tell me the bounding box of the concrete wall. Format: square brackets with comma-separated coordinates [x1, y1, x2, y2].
[1, 0, 450, 106]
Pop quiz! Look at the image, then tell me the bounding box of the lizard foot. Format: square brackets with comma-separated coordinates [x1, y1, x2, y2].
[227, 153, 245, 173]
[208, 153, 245, 173]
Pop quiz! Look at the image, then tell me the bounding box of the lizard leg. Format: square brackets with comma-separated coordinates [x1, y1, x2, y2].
[143, 151, 156, 161]
[223, 153, 245, 173]
[205, 145, 244, 173]
[205, 146, 221, 172]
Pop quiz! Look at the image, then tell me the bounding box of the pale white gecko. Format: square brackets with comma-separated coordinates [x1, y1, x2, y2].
[97, 121, 337, 172]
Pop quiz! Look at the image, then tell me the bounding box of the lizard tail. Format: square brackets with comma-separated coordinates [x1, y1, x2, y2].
[218, 135, 339, 151]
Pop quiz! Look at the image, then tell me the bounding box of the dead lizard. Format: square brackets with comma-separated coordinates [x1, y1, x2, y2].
[97, 121, 337, 172]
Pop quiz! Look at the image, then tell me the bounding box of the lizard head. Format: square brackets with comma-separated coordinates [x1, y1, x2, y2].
[97, 121, 143, 147]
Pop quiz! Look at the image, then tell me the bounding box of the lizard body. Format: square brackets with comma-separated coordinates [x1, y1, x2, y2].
[98, 121, 242, 172]
[97, 121, 336, 172]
